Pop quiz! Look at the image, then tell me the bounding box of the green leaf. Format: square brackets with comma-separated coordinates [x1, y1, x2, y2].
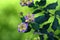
[30, 22, 39, 30]
[55, 10, 60, 16]
[42, 23, 51, 30]
[51, 17, 59, 31]
[35, 12, 50, 24]
[35, 0, 46, 6]
[44, 2, 58, 10]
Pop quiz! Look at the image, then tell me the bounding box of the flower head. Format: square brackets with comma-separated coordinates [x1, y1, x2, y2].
[25, 13, 34, 22]
[18, 22, 28, 32]
[20, 0, 34, 6]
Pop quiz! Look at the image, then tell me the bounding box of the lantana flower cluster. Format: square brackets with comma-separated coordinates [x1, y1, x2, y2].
[18, 13, 35, 32]
[18, 0, 60, 40]
[18, 12, 41, 40]
[20, 0, 34, 6]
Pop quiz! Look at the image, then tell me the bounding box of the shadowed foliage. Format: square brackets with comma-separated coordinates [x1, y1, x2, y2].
[28, 3, 35, 7]
[57, 34, 60, 38]
[51, 17, 59, 31]
[28, 3, 38, 9]
[44, 2, 58, 11]
[42, 23, 51, 30]
[47, 32, 58, 40]
[30, 22, 39, 30]
[35, 0, 46, 6]
[25, 25, 31, 33]
[39, 35, 44, 40]
[35, 12, 50, 24]
[55, 10, 60, 16]
[21, 17, 25, 22]
[39, 28, 48, 34]
[32, 9, 42, 14]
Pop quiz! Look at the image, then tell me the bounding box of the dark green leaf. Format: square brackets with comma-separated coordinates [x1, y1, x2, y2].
[47, 32, 54, 37]
[30, 22, 39, 30]
[44, 2, 58, 10]
[35, 1, 39, 5]
[39, 28, 48, 34]
[47, 37, 58, 40]
[51, 17, 59, 31]
[39, 35, 44, 40]
[57, 25, 60, 30]
[42, 23, 51, 30]
[57, 34, 60, 38]
[35, 0, 46, 6]
[21, 17, 25, 22]
[47, 32, 58, 40]
[28, 3, 35, 7]
[32, 9, 42, 14]
[55, 10, 60, 16]
[47, 37, 55, 40]
[53, 37, 59, 40]
[35, 12, 50, 24]
[33, 6, 38, 9]
[25, 25, 31, 33]
[28, 3, 38, 9]
[47, 32, 54, 40]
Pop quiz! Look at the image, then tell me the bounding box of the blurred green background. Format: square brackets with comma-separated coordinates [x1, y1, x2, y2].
[0, 0, 60, 40]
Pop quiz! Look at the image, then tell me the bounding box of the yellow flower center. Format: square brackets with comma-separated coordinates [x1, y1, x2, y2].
[21, 0, 33, 4]
[19, 23, 27, 32]
[25, 13, 34, 22]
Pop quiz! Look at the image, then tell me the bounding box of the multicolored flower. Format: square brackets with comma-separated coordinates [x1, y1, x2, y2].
[18, 22, 28, 32]
[25, 13, 34, 22]
[20, 0, 34, 6]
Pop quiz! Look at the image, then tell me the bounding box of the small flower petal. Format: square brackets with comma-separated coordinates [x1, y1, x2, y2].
[20, 0, 34, 6]
[18, 22, 28, 32]
[25, 13, 35, 22]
